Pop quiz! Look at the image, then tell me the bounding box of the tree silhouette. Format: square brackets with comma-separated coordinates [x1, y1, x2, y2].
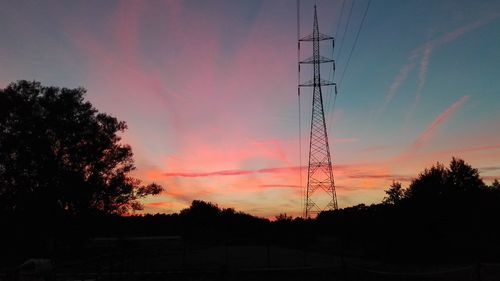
[447, 157, 484, 192]
[180, 200, 221, 221]
[0, 81, 163, 215]
[382, 181, 404, 205]
[491, 179, 500, 189]
[405, 162, 448, 203]
[404, 158, 485, 204]
[274, 213, 293, 222]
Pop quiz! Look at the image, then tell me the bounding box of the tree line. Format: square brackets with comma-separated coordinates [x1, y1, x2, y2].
[1, 81, 499, 264]
[0, 81, 163, 216]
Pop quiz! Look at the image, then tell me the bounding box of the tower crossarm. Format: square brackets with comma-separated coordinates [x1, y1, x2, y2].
[299, 79, 337, 88]
[299, 32, 333, 41]
[300, 55, 335, 64]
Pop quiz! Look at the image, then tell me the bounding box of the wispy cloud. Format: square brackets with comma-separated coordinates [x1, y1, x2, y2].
[163, 163, 412, 185]
[382, 13, 500, 114]
[404, 144, 500, 164]
[145, 202, 176, 208]
[385, 61, 416, 104]
[164, 169, 254, 178]
[163, 166, 303, 178]
[448, 144, 500, 154]
[407, 14, 500, 117]
[347, 173, 413, 182]
[142, 200, 189, 214]
[412, 95, 469, 151]
[258, 184, 302, 188]
[479, 166, 500, 172]
[415, 43, 433, 103]
[436, 13, 500, 46]
[162, 164, 379, 179]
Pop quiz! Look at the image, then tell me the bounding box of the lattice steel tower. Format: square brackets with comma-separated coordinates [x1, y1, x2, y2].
[299, 5, 338, 217]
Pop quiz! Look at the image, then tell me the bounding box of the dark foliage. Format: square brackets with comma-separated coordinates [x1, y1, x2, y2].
[1, 81, 499, 265]
[178, 200, 270, 243]
[382, 181, 403, 205]
[0, 81, 163, 216]
[404, 157, 485, 204]
[318, 158, 500, 262]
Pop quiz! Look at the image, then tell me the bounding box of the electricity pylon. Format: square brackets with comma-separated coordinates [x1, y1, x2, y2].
[299, 5, 338, 218]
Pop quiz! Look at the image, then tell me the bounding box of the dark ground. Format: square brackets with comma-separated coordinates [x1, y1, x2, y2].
[2, 236, 500, 281]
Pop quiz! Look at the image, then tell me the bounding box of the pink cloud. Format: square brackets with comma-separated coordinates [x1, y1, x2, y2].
[361, 145, 390, 153]
[347, 173, 413, 182]
[60, 3, 497, 218]
[138, 158, 410, 217]
[452, 144, 500, 153]
[160, 163, 398, 189]
[389, 96, 471, 170]
[412, 95, 469, 151]
[111, 1, 142, 63]
[164, 169, 255, 178]
[163, 166, 302, 178]
[420, 144, 500, 164]
[163, 138, 297, 175]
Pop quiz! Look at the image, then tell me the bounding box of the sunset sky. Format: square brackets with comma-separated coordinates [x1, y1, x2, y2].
[1, 0, 500, 218]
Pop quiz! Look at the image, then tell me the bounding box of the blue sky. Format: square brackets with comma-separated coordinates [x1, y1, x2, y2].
[1, 0, 499, 217]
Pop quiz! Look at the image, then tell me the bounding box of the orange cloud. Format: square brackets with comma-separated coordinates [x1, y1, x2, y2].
[136, 157, 409, 217]
[163, 166, 302, 178]
[258, 184, 302, 188]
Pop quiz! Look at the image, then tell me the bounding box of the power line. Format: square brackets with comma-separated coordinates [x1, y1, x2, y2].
[328, 0, 372, 137]
[334, 0, 346, 54]
[326, 0, 348, 135]
[339, 0, 372, 88]
[335, 0, 356, 63]
[297, 0, 304, 218]
[325, 0, 347, 129]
